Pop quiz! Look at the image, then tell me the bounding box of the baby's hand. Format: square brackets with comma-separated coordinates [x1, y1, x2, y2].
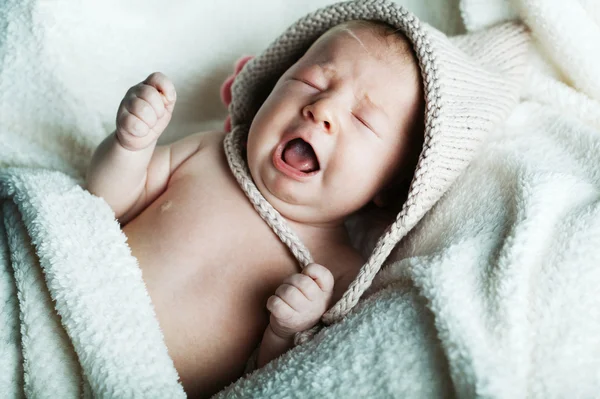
[115, 72, 176, 151]
[267, 263, 335, 339]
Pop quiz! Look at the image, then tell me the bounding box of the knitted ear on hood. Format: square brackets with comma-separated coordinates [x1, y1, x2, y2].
[224, 0, 530, 345]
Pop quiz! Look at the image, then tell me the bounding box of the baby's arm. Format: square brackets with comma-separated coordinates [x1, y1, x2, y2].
[256, 263, 334, 368]
[86, 73, 204, 224]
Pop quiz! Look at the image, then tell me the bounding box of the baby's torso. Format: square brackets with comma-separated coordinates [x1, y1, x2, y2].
[122, 132, 360, 397]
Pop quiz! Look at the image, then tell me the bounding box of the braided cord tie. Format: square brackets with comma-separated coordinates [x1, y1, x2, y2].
[223, 126, 314, 268]
[224, 127, 325, 346]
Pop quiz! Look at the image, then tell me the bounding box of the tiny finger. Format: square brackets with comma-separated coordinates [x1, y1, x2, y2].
[302, 263, 335, 293]
[125, 96, 157, 127]
[274, 283, 308, 312]
[266, 295, 295, 321]
[144, 72, 176, 103]
[116, 108, 149, 137]
[282, 273, 321, 301]
[132, 84, 166, 119]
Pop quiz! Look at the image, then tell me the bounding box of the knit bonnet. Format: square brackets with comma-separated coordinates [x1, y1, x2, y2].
[224, 0, 530, 344]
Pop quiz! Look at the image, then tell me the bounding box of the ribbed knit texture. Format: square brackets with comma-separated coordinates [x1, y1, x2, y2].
[224, 0, 530, 344]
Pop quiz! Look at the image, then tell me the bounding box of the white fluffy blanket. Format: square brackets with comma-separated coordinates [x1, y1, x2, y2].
[1, 0, 600, 397]
[0, 169, 185, 397]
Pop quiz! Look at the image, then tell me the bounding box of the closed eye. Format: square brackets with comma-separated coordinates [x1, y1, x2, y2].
[352, 113, 378, 136]
[293, 78, 322, 91]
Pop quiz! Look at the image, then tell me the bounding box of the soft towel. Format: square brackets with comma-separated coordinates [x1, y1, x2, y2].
[0, 168, 185, 398]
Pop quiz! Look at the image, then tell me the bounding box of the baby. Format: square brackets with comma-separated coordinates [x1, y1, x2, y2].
[86, 19, 422, 398]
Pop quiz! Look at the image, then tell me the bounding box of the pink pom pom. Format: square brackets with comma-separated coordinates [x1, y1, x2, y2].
[234, 55, 254, 74]
[220, 74, 235, 106]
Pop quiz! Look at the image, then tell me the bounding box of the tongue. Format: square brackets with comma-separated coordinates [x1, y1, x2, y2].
[282, 138, 319, 173]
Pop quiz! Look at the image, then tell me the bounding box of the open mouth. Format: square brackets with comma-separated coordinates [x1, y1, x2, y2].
[281, 138, 320, 173]
[273, 137, 320, 180]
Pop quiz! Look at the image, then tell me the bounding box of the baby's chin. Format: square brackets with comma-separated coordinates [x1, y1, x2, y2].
[252, 180, 333, 225]
[248, 160, 356, 226]
[256, 182, 317, 222]
[265, 191, 355, 229]
[279, 206, 349, 228]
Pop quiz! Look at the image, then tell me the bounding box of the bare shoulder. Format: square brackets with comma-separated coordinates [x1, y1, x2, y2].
[197, 130, 227, 145]
[169, 130, 225, 155]
[118, 131, 227, 223]
[163, 130, 224, 170]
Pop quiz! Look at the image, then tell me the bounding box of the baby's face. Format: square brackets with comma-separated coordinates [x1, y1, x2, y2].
[246, 22, 422, 226]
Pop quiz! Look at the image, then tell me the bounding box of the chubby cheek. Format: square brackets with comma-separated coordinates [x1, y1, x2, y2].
[248, 85, 298, 142]
[247, 87, 303, 190]
[247, 103, 283, 170]
[322, 156, 387, 216]
[323, 187, 372, 219]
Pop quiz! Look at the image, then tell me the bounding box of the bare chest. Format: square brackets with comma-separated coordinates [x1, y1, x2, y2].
[123, 140, 299, 293]
[122, 139, 299, 393]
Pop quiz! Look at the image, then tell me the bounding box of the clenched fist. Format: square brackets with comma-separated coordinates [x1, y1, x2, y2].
[267, 263, 335, 339]
[116, 72, 176, 151]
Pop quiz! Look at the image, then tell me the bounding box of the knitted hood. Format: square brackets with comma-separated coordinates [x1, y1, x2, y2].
[224, 0, 530, 344]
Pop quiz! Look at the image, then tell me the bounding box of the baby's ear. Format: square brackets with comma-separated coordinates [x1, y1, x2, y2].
[372, 177, 412, 211]
[372, 191, 387, 208]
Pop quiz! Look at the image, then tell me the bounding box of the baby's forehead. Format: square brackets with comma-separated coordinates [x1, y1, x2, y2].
[310, 20, 415, 65]
[296, 21, 424, 131]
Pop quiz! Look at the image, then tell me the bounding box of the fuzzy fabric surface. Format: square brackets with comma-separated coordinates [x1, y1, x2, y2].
[0, 168, 185, 398]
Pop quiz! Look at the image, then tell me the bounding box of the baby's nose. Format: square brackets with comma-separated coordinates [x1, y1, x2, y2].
[303, 103, 334, 133]
[305, 109, 331, 130]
